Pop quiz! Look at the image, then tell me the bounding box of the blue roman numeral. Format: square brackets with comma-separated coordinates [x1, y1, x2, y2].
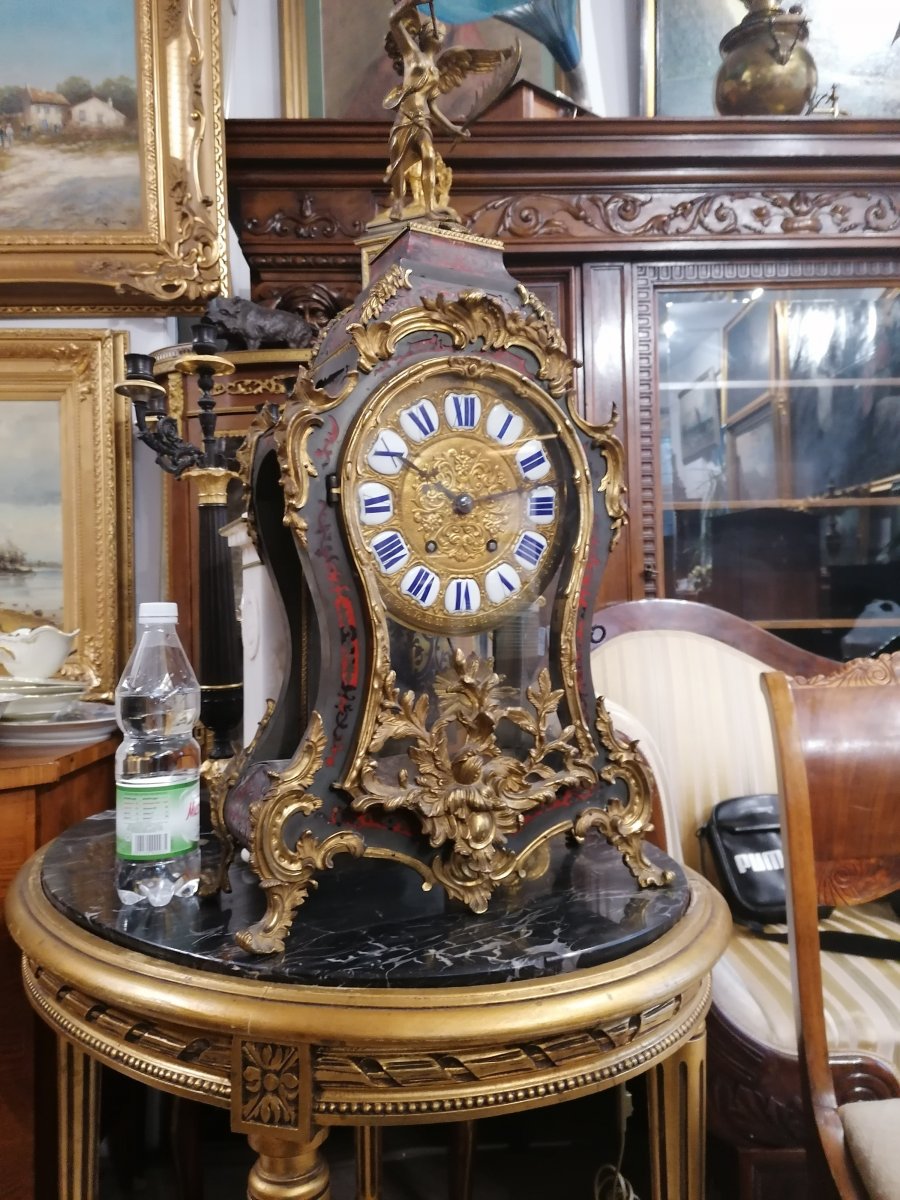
[363, 491, 392, 515]
[372, 532, 407, 571]
[520, 448, 547, 475]
[407, 404, 435, 437]
[453, 393, 476, 427]
[405, 567, 436, 603]
[496, 411, 514, 440]
[451, 581, 473, 611]
[515, 533, 544, 567]
[528, 493, 555, 518]
[497, 570, 517, 593]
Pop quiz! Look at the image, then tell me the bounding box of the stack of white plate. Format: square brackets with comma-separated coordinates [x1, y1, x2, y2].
[0, 679, 118, 746]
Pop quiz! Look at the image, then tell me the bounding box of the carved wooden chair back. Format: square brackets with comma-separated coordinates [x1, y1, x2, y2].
[762, 654, 900, 1200]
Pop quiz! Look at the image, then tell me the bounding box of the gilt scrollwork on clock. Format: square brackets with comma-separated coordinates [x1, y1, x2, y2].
[200, 703, 277, 895]
[349, 650, 597, 913]
[348, 291, 574, 397]
[465, 189, 900, 243]
[236, 711, 366, 953]
[358, 264, 413, 323]
[236, 400, 284, 549]
[275, 407, 323, 547]
[572, 697, 675, 889]
[567, 403, 628, 550]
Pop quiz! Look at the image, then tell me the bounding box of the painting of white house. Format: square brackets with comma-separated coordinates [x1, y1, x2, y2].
[0, 401, 63, 628]
[0, 0, 141, 230]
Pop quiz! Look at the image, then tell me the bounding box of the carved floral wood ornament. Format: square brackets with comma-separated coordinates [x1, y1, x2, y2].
[214, 13, 670, 955]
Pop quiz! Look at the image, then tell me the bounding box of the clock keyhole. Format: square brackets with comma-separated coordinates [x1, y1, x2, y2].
[486, 539, 498, 552]
[426, 540, 438, 553]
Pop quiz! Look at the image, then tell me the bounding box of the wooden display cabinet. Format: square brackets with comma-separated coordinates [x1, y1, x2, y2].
[0, 737, 117, 1200]
[224, 112, 900, 658]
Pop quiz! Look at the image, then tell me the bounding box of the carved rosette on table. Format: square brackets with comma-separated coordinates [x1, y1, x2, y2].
[219, 4, 669, 954]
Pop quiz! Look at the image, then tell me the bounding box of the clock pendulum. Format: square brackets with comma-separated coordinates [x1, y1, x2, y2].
[209, 2, 673, 954]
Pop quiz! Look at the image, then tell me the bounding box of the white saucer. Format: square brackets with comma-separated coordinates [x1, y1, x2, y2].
[0, 708, 118, 746]
[0, 679, 87, 720]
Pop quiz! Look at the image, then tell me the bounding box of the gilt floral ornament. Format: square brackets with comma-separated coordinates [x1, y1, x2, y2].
[352, 649, 596, 911]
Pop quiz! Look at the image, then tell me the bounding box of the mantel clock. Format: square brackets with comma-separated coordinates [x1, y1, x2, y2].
[209, 3, 671, 954]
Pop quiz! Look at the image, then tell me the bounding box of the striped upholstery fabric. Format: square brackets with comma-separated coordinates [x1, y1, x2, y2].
[593, 630, 900, 1073]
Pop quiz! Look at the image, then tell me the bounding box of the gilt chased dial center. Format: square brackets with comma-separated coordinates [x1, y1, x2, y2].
[344, 362, 565, 635]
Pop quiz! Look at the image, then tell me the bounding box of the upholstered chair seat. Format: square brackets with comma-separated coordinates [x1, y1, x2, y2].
[591, 601, 900, 1199]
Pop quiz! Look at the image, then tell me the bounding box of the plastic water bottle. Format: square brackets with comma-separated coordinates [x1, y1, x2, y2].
[114, 601, 201, 907]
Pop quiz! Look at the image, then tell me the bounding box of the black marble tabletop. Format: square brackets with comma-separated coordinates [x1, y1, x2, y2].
[41, 813, 690, 989]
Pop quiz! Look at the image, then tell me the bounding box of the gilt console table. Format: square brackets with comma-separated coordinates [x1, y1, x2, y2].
[6, 813, 730, 1200]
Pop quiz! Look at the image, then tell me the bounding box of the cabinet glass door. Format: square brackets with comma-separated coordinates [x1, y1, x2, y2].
[657, 284, 900, 659]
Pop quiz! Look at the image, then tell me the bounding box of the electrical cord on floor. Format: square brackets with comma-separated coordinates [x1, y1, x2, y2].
[593, 1084, 641, 1200]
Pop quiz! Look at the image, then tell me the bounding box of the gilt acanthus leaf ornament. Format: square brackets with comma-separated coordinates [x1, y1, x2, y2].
[348, 290, 574, 396]
[351, 650, 597, 911]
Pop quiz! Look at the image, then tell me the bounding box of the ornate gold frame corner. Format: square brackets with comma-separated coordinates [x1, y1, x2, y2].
[0, 0, 229, 313]
[0, 330, 133, 697]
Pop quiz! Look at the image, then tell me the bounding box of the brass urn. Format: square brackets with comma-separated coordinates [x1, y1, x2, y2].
[715, 0, 818, 116]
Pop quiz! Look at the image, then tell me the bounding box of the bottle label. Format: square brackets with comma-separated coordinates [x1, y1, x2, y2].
[115, 778, 200, 860]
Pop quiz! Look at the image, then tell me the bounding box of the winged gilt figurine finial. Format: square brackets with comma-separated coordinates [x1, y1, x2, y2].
[382, 0, 521, 222]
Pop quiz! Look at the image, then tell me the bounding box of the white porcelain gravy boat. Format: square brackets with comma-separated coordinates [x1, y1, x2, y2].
[0, 626, 79, 680]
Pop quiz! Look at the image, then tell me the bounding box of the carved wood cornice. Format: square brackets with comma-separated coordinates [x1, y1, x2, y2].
[462, 189, 900, 244]
[226, 117, 900, 263]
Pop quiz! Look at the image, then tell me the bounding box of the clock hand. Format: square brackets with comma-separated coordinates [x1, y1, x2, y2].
[471, 479, 556, 506]
[371, 445, 463, 503]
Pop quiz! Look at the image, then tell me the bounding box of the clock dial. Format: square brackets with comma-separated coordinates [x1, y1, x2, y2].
[343, 363, 567, 634]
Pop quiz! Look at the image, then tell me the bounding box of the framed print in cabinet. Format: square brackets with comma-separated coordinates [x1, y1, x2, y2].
[0, 330, 132, 697]
[0, 0, 229, 314]
[641, 0, 900, 118]
[722, 296, 777, 422]
[724, 394, 780, 501]
[678, 367, 721, 464]
[277, 0, 557, 121]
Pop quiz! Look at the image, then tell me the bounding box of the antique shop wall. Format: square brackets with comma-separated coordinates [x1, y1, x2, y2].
[0, 0, 638, 627]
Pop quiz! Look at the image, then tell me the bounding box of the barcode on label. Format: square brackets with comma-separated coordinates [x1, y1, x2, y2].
[131, 833, 171, 855]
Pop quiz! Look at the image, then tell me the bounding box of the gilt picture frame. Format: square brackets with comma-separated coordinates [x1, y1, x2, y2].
[0, 0, 229, 314]
[0, 330, 133, 697]
[278, 0, 556, 121]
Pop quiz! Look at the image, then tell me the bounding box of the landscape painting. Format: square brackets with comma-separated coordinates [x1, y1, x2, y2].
[0, 331, 133, 698]
[0, 0, 141, 231]
[0, 1, 228, 314]
[0, 401, 63, 630]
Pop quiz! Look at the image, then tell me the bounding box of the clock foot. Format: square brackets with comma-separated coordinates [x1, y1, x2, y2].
[236, 832, 366, 954]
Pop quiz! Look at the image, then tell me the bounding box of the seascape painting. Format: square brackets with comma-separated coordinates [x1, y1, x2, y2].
[0, 400, 63, 630]
[0, 0, 141, 230]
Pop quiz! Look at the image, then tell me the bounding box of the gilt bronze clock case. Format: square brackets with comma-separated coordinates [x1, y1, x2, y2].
[217, 222, 666, 954]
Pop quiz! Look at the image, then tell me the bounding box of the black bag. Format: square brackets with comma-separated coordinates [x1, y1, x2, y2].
[699, 794, 900, 959]
[699, 794, 788, 924]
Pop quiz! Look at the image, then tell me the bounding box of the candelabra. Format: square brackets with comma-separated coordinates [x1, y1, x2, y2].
[116, 319, 243, 760]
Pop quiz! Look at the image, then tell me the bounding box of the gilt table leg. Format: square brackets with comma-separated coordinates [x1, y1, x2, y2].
[247, 1128, 331, 1200]
[355, 1125, 382, 1200]
[58, 1038, 100, 1200]
[647, 1025, 707, 1200]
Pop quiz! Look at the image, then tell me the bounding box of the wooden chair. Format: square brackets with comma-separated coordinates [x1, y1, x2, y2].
[762, 656, 900, 1200]
[591, 599, 900, 1200]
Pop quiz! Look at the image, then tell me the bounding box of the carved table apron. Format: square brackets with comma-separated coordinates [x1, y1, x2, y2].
[6, 814, 731, 1200]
